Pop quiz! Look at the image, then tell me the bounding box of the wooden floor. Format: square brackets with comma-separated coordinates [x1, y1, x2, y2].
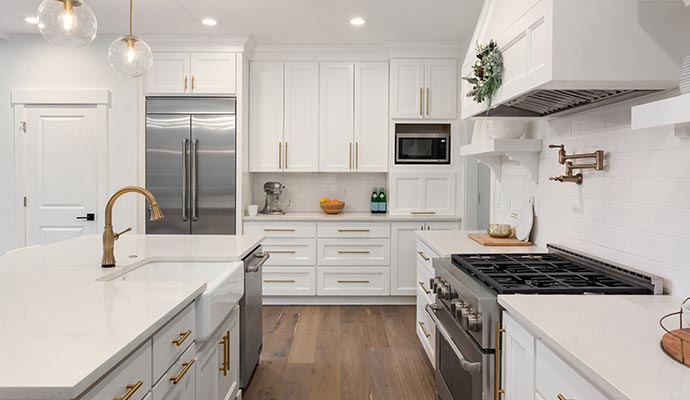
[244, 305, 436, 400]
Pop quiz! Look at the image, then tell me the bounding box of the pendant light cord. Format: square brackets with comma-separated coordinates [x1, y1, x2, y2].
[129, 0, 133, 36]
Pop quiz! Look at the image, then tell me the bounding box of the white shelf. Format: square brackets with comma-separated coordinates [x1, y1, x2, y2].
[459, 139, 543, 183]
[631, 93, 690, 136]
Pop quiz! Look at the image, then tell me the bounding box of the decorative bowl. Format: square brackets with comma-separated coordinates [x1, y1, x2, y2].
[486, 119, 527, 139]
[487, 224, 513, 238]
[320, 201, 345, 215]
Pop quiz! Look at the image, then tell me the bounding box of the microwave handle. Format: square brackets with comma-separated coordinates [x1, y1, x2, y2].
[426, 304, 482, 374]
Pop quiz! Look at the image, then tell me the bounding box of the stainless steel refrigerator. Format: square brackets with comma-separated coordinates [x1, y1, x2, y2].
[145, 97, 236, 235]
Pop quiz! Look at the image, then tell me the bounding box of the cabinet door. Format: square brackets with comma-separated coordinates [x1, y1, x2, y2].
[195, 331, 222, 400]
[425, 59, 458, 119]
[354, 62, 389, 172]
[220, 309, 240, 400]
[284, 62, 319, 172]
[319, 62, 354, 172]
[391, 222, 422, 295]
[422, 173, 456, 216]
[389, 173, 456, 216]
[249, 62, 284, 172]
[389, 174, 424, 215]
[390, 59, 425, 119]
[145, 52, 190, 94]
[502, 313, 536, 400]
[190, 52, 237, 94]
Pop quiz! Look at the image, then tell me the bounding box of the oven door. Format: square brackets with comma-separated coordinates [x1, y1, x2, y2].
[395, 133, 450, 164]
[426, 304, 493, 400]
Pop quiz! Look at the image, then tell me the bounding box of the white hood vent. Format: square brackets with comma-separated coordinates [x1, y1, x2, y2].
[461, 0, 686, 119]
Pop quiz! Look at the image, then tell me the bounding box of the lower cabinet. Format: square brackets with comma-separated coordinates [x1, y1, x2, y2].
[317, 266, 390, 296]
[501, 313, 535, 400]
[263, 266, 316, 296]
[81, 340, 153, 400]
[196, 306, 240, 400]
[153, 344, 196, 400]
[415, 237, 440, 365]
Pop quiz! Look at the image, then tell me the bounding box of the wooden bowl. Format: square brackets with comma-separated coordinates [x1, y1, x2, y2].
[320, 201, 345, 215]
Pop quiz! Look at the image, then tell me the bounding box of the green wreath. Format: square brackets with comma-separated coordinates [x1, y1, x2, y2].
[462, 40, 504, 113]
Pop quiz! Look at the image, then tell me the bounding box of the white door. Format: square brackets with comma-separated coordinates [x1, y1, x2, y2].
[354, 62, 388, 172]
[503, 313, 536, 400]
[190, 52, 237, 94]
[425, 59, 458, 119]
[24, 105, 102, 245]
[390, 59, 425, 119]
[284, 62, 319, 172]
[389, 174, 424, 215]
[319, 62, 354, 172]
[145, 52, 191, 94]
[391, 222, 422, 296]
[249, 62, 284, 172]
[196, 328, 222, 400]
[423, 173, 456, 216]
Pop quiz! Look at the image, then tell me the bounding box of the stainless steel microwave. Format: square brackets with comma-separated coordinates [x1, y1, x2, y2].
[395, 132, 451, 164]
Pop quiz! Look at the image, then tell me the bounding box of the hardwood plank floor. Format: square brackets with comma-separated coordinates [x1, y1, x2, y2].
[244, 305, 436, 400]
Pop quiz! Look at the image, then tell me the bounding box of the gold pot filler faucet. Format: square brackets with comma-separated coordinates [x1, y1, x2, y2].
[548, 144, 605, 185]
[102, 186, 164, 268]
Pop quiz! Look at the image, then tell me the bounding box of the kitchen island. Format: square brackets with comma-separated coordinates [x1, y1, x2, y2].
[0, 234, 263, 400]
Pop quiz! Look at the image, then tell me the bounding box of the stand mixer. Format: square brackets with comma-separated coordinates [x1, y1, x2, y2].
[260, 182, 288, 215]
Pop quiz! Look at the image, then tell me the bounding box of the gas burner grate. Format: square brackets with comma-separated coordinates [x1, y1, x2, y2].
[451, 253, 653, 295]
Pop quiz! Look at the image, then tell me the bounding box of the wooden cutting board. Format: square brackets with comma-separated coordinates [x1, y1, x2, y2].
[468, 233, 533, 247]
[661, 328, 690, 367]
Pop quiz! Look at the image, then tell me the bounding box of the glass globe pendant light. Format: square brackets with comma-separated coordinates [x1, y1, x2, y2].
[108, 0, 153, 77]
[36, 0, 98, 48]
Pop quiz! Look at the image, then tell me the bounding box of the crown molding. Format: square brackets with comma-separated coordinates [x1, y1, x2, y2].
[145, 34, 254, 53]
[251, 41, 464, 61]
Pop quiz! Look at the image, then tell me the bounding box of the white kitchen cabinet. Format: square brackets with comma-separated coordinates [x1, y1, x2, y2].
[354, 62, 389, 172]
[152, 344, 196, 400]
[81, 341, 153, 400]
[390, 59, 457, 119]
[389, 172, 456, 216]
[249, 62, 319, 172]
[317, 266, 390, 296]
[502, 312, 535, 400]
[195, 306, 240, 400]
[317, 238, 390, 266]
[263, 238, 316, 266]
[319, 62, 355, 172]
[263, 266, 317, 296]
[414, 237, 442, 364]
[145, 52, 236, 95]
[535, 341, 608, 400]
[391, 223, 422, 296]
[153, 304, 196, 382]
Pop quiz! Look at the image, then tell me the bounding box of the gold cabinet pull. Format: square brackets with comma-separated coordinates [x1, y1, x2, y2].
[191, 75, 196, 90]
[278, 142, 282, 169]
[411, 211, 437, 215]
[418, 281, 431, 294]
[284, 142, 288, 169]
[418, 321, 431, 338]
[170, 359, 195, 384]
[355, 142, 359, 169]
[172, 330, 192, 347]
[218, 332, 229, 376]
[337, 280, 370, 283]
[113, 380, 143, 400]
[184, 76, 188, 91]
[495, 322, 506, 400]
[417, 251, 430, 262]
[349, 142, 353, 169]
[557, 396, 567, 400]
[419, 87, 423, 116]
[337, 229, 370, 232]
[426, 87, 430, 116]
[265, 250, 296, 254]
[337, 250, 370, 254]
[263, 228, 296, 232]
[264, 279, 296, 283]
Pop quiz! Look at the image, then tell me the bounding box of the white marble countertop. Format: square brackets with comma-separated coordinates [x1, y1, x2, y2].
[498, 295, 690, 400]
[0, 234, 263, 400]
[416, 230, 546, 257]
[244, 211, 462, 222]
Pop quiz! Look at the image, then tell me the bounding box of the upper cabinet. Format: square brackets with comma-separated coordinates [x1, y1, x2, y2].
[145, 52, 237, 95]
[285, 62, 320, 172]
[249, 62, 286, 172]
[355, 62, 390, 172]
[319, 62, 355, 172]
[390, 58, 457, 120]
[389, 172, 456, 216]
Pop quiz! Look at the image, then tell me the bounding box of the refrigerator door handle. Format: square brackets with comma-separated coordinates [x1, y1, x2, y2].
[191, 138, 199, 222]
[181, 138, 189, 222]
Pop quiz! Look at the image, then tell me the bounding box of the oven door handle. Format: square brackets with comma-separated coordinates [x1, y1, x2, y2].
[425, 304, 482, 375]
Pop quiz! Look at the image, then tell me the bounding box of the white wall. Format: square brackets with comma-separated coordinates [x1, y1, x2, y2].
[0, 35, 140, 253]
[491, 93, 690, 296]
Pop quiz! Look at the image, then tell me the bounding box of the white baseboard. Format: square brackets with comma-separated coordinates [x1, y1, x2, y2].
[262, 296, 415, 305]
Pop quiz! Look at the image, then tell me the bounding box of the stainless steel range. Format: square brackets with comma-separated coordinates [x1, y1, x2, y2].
[426, 244, 663, 400]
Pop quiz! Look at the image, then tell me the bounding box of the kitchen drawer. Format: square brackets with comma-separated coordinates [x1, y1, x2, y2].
[263, 266, 316, 296]
[317, 222, 390, 238]
[81, 341, 152, 400]
[416, 259, 435, 305]
[535, 341, 608, 400]
[152, 344, 196, 400]
[263, 238, 316, 265]
[317, 239, 390, 266]
[416, 294, 435, 364]
[153, 302, 196, 382]
[244, 221, 316, 238]
[317, 266, 390, 296]
[416, 239, 440, 275]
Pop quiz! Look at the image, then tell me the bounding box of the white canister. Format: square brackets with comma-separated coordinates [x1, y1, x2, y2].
[247, 205, 259, 217]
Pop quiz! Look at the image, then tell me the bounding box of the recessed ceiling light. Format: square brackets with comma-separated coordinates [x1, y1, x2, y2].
[350, 17, 366, 26]
[202, 18, 218, 26]
[23, 16, 39, 25]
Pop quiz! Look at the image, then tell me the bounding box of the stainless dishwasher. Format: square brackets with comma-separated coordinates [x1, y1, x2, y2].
[240, 246, 269, 389]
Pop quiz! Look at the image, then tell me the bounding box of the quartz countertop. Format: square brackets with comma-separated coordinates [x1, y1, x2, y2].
[244, 211, 462, 222]
[0, 234, 263, 400]
[416, 230, 546, 257]
[498, 295, 690, 400]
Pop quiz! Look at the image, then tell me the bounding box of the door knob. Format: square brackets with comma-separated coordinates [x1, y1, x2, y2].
[76, 213, 95, 221]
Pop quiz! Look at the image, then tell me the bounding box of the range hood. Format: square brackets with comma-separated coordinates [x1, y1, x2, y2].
[461, 0, 686, 119]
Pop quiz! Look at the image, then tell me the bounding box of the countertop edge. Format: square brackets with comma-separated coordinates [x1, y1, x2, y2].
[243, 214, 463, 222]
[498, 296, 631, 400]
[416, 233, 450, 257]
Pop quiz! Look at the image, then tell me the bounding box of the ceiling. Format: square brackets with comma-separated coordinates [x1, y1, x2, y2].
[0, 0, 483, 44]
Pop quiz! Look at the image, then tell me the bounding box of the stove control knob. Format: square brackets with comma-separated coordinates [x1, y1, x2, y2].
[449, 300, 467, 314]
[459, 306, 473, 328]
[439, 285, 450, 299]
[467, 312, 483, 333]
[431, 278, 444, 293]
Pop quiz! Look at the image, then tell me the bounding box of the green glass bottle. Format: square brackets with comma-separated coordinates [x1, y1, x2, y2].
[378, 187, 387, 214]
[370, 187, 379, 214]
